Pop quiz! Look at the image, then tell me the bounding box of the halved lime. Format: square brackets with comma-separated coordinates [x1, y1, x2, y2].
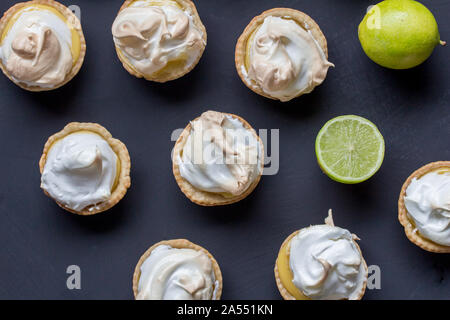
[315, 115, 385, 184]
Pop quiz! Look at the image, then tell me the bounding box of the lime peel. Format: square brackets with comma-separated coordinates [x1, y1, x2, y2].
[358, 0, 444, 69]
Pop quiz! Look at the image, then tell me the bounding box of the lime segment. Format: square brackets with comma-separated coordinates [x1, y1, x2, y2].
[315, 115, 385, 184]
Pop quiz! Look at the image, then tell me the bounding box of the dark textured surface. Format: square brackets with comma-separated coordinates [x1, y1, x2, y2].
[0, 0, 449, 300]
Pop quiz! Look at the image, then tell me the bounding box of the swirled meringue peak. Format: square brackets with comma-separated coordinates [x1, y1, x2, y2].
[404, 170, 450, 246]
[137, 245, 217, 300]
[177, 111, 261, 196]
[41, 132, 118, 212]
[289, 211, 367, 300]
[112, 1, 205, 78]
[246, 16, 333, 101]
[0, 7, 73, 88]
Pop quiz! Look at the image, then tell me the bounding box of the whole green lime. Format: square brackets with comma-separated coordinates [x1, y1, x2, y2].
[358, 0, 445, 69]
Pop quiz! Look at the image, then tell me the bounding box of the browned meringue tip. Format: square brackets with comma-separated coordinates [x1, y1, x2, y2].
[39, 122, 131, 216]
[113, 0, 207, 83]
[172, 112, 264, 206]
[0, 0, 86, 92]
[235, 7, 329, 102]
[132, 239, 223, 300]
[275, 228, 368, 300]
[398, 161, 450, 253]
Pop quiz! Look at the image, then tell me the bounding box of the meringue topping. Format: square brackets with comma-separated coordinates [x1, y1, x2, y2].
[112, 1, 204, 77]
[137, 245, 217, 300]
[177, 111, 261, 196]
[289, 212, 367, 300]
[0, 7, 74, 88]
[404, 170, 450, 246]
[245, 16, 333, 101]
[41, 132, 118, 212]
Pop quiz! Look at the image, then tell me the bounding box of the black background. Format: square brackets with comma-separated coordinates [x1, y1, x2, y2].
[0, 0, 449, 300]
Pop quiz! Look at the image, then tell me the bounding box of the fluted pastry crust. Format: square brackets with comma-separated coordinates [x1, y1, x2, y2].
[113, 0, 206, 82]
[398, 161, 450, 253]
[39, 122, 131, 215]
[0, 0, 86, 91]
[132, 239, 223, 299]
[235, 8, 329, 101]
[172, 112, 264, 206]
[274, 229, 367, 300]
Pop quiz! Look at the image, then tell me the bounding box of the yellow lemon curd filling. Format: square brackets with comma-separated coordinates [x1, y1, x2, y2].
[0, 4, 82, 66]
[276, 236, 310, 300]
[244, 25, 259, 72]
[433, 168, 450, 175]
[129, 0, 182, 8]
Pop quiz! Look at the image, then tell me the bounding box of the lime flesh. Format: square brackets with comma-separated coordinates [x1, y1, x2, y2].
[315, 115, 385, 184]
[358, 0, 443, 69]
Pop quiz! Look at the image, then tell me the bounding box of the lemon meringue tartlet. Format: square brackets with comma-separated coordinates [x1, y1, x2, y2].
[275, 210, 368, 300]
[39, 123, 131, 215]
[235, 8, 333, 102]
[112, 0, 206, 82]
[132, 239, 223, 300]
[0, 0, 86, 91]
[398, 161, 450, 253]
[172, 110, 264, 206]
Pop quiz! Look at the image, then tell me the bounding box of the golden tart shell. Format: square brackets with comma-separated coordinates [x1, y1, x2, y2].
[114, 0, 207, 83]
[235, 8, 329, 101]
[274, 229, 367, 300]
[398, 161, 450, 253]
[0, 0, 86, 91]
[39, 122, 131, 216]
[132, 238, 223, 299]
[172, 112, 264, 206]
